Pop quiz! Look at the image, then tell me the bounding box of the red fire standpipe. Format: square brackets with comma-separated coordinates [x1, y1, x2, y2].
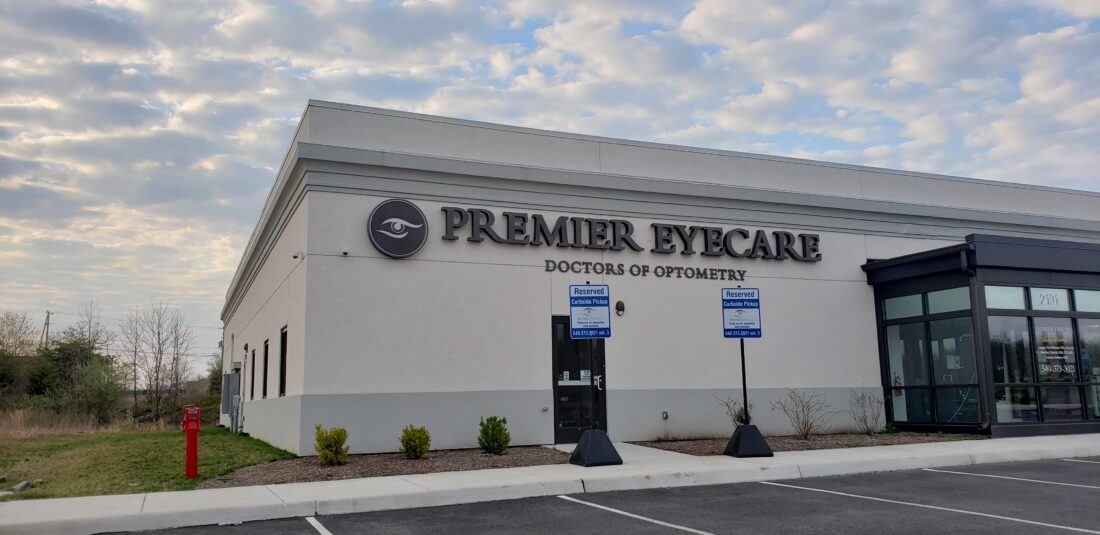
[182, 405, 201, 480]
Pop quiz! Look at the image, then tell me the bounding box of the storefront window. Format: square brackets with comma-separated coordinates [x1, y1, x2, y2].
[995, 386, 1038, 422]
[936, 387, 979, 423]
[928, 287, 970, 314]
[887, 323, 928, 386]
[1075, 290, 1100, 313]
[884, 294, 922, 320]
[930, 317, 975, 385]
[1081, 320, 1100, 383]
[1041, 386, 1082, 421]
[1089, 386, 1100, 420]
[878, 277, 1100, 429]
[988, 316, 1033, 383]
[880, 285, 978, 427]
[891, 388, 932, 423]
[1030, 288, 1070, 311]
[1033, 318, 1077, 382]
[985, 286, 1025, 309]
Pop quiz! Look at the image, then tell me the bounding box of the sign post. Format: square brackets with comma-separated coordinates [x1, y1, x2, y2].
[721, 288, 773, 458]
[568, 284, 622, 467]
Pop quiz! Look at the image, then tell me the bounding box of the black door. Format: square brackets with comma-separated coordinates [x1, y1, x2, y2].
[552, 315, 607, 443]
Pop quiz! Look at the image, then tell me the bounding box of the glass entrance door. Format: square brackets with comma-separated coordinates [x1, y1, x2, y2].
[552, 316, 606, 443]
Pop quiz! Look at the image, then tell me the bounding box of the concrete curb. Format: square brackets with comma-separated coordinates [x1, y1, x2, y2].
[1, 434, 1098, 534]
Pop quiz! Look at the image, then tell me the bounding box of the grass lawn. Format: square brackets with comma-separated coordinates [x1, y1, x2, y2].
[0, 427, 294, 500]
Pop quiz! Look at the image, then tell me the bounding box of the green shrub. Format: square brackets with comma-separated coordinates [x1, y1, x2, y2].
[19, 394, 60, 413]
[195, 394, 221, 424]
[315, 424, 349, 465]
[478, 416, 511, 455]
[400, 425, 431, 459]
[74, 359, 123, 425]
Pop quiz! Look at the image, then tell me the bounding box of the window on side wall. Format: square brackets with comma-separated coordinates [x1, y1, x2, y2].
[279, 327, 287, 397]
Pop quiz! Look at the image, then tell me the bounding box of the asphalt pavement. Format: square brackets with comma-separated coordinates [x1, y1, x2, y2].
[134, 456, 1100, 535]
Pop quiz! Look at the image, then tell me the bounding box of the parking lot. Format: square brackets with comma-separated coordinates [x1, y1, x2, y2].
[144, 457, 1100, 534]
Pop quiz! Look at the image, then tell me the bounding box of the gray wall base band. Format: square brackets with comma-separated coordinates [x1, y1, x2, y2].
[241, 387, 883, 455]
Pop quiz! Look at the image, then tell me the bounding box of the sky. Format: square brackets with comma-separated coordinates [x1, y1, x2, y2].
[1, 0, 1099, 363]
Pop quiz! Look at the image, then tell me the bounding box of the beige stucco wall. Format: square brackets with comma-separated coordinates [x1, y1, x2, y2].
[221, 199, 309, 452]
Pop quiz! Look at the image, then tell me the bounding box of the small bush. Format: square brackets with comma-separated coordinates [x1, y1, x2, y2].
[315, 424, 349, 466]
[74, 359, 124, 425]
[769, 390, 835, 440]
[713, 394, 754, 429]
[848, 389, 884, 436]
[400, 425, 431, 459]
[478, 416, 511, 455]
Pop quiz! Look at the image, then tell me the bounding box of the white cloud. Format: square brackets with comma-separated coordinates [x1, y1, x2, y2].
[0, 0, 1097, 353]
[1031, 0, 1100, 18]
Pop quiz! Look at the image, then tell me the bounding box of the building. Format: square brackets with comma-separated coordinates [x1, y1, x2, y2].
[220, 100, 1100, 455]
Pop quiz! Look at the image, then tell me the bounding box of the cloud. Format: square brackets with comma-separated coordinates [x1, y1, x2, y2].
[1034, 0, 1100, 18]
[3, 3, 148, 49]
[0, 0, 1097, 356]
[0, 155, 40, 179]
[0, 184, 83, 220]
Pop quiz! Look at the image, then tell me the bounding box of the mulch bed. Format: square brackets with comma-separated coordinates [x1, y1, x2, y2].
[636, 432, 985, 456]
[199, 433, 984, 489]
[199, 446, 569, 489]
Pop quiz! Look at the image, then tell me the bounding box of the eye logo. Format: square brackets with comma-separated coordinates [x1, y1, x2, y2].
[368, 199, 428, 258]
[377, 218, 423, 239]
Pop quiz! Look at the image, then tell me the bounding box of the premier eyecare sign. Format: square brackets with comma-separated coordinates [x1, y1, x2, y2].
[439, 206, 822, 261]
[366, 201, 824, 267]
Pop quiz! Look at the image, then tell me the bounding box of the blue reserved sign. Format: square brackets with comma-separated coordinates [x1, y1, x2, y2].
[722, 288, 761, 338]
[570, 284, 611, 339]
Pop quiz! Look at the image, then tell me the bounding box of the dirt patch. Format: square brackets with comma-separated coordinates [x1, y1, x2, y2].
[636, 432, 985, 456]
[199, 446, 569, 489]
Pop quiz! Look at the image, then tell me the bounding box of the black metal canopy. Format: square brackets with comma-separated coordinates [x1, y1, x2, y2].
[863, 234, 1100, 285]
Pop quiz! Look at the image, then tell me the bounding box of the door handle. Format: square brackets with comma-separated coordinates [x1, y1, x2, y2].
[594, 375, 603, 391]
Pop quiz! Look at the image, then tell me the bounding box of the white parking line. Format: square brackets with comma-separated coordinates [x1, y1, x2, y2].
[557, 495, 715, 535]
[1063, 458, 1100, 465]
[759, 481, 1100, 534]
[306, 516, 334, 535]
[923, 468, 1100, 490]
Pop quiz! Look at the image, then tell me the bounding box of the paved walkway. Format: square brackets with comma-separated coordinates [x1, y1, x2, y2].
[2, 434, 1099, 535]
[133, 456, 1100, 534]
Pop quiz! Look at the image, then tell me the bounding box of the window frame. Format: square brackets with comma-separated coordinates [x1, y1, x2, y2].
[878, 285, 980, 426]
[279, 327, 287, 398]
[262, 340, 269, 399]
[982, 283, 1100, 424]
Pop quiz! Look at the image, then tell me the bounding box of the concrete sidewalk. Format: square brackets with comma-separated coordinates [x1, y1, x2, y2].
[2, 434, 1098, 535]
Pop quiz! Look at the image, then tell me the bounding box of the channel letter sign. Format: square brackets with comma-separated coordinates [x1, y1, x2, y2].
[570, 284, 611, 339]
[722, 287, 762, 338]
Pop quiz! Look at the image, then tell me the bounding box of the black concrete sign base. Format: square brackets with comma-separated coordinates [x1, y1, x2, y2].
[724, 424, 774, 458]
[569, 429, 623, 467]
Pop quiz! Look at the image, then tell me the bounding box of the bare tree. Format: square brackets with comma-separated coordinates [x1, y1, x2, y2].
[117, 311, 144, 415]
[117, 301, 197, 421]
[59, 301, 117, 394]
[167, 311, 194, 407]
[0, 311, 39, 356]
[63, 300, 114, 352]
[0, 311, 39, 406]
[118, 301, 172, 420]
